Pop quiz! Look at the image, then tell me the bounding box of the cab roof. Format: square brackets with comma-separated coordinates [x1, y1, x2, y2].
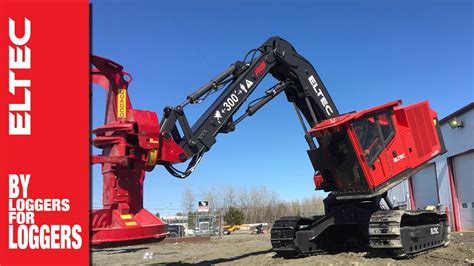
[310, 100, 401, 133]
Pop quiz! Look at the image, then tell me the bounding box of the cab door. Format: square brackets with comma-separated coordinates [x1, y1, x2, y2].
[351, 110, 395, 188]
[374, 111, 396, 185]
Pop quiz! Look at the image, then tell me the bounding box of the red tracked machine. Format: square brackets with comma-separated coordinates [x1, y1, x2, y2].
[90, 36, 449, 257]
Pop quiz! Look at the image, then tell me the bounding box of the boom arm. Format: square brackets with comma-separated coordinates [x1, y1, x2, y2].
[160, 36, 339, 177]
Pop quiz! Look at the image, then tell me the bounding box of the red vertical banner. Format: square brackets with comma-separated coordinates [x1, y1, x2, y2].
[0, 1, 89, 264]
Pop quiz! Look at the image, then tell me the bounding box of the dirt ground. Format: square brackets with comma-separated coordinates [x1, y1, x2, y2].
[91, 232, 474, 265]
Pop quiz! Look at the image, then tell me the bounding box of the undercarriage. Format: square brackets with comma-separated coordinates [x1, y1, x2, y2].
[271, 193, 449, 258]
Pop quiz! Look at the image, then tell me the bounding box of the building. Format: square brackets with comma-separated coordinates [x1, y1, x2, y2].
[389, 102, 473, 231]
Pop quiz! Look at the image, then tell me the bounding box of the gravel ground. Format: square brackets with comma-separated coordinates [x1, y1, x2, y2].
[91, 232, 474, 265]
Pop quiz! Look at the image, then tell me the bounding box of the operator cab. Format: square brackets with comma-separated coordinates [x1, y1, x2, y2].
[352, 111, 394, 167]
[307, 100, 443, 198]
[314, 123, 370, 193]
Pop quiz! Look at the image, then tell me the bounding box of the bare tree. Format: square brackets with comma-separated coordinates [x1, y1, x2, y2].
[181, 184, 325, 225]
[237, 187, 250, 222]
[300, 196, 325, 216]
[222, 185, 237, 210]
[182, 186, 195, 214]
[268, 191, 280, 222]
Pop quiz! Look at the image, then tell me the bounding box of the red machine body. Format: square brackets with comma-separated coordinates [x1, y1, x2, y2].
[90, 56, 185, 244]
[309, 100, 444, 197]
[89, 37, 448, 255]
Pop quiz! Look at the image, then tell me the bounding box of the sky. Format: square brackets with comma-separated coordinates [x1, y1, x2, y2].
[91, 0, 473, 215]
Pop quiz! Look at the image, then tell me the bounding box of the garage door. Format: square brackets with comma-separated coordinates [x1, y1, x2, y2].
[411, 164, 439, 209]
[388, 180, 409, 208]
[454, 152, 474, 231]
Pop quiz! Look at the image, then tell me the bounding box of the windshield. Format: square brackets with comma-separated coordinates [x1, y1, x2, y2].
[318, 130, 369, 191]
[352, 111, 394, 165]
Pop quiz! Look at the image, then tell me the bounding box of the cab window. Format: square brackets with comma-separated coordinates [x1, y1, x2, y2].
[352, 111, 394, 166]
[352, 116, 382, 165]
[320, 130, 368, 191]
[377, 112, 394, 142]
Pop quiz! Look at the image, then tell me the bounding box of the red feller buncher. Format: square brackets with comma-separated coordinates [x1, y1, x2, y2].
[90, 37, 449, 258]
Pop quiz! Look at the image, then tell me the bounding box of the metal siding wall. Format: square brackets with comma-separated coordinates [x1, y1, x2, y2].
[435, 159, 455, 225]
[411, 164, 439, 209]
[440, 109, 474, 156]
[424, 107, 474, 231]
[453, 152, 474, 230]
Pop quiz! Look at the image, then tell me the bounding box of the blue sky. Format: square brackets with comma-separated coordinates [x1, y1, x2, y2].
[91, 0, 473, 215]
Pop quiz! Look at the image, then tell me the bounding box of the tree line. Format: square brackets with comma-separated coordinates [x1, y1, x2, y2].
[181, 185, 325, 224]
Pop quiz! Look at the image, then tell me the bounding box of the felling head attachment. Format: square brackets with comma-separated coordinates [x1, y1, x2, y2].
[90, 55, 159, 171]
[89, 55, 186, 245]
[90, 55, 187, 171]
